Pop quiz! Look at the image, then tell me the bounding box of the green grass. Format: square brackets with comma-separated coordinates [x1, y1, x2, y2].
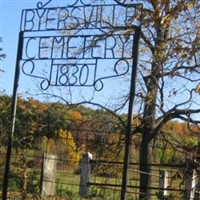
[0, 157, 186, 200]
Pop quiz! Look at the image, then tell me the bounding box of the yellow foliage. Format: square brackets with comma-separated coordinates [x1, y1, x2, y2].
[56, 129, 80, 167]
[185, 2, 194, 10]
[195, 84, 200, 94]
[56, 128, 74, 139]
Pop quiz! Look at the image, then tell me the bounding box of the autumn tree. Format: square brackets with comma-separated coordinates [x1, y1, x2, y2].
[0, 95, 11, 142]
[41, 102, 70, 138]
[56, 129, 81, 167]
[95, 132, 125, 178]
[131, 0, 200, 199]
[11, 97, 48, 197]
[15, 97, 48, 146]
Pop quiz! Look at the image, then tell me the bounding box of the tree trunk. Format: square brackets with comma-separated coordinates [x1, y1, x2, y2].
[139, 136, 152, 200]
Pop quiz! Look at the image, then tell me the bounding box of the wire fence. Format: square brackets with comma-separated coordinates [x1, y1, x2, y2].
[0, 117, 200, 200]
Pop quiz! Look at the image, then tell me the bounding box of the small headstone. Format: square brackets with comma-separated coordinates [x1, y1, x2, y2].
[40, 153, 57, 197]
[159, 170, 169, 197]
[79, 152, 93, 197]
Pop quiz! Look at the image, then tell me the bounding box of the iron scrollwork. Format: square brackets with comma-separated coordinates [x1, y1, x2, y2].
[37, 0, 52, 8]
[22, 60, 50, 90]
[21, 58, 131, 91]
[36, 0, 92, 8]
[35, 0, 137, 9]
[94, 59, 130, 91]
[21, 0, 142, 91]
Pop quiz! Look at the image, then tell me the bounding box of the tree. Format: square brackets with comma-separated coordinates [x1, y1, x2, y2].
[41, 102, 70, 138]
[15, 97, 48, 146]
[56, 129, 81, 167]
[132, 0, 200, 199]
[0, 95, 11, 142]
[12, 97, 48, 198]
[96, 132, 125, 178]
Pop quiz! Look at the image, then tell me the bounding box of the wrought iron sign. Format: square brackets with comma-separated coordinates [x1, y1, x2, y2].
[3, 1, 142, 200]
[20, 0, 142, 91]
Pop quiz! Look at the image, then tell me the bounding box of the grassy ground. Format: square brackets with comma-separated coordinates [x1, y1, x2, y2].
[1, 160, 185, 200]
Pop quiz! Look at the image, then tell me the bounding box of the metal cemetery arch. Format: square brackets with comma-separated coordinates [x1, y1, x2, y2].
[2, 1, 142, 199]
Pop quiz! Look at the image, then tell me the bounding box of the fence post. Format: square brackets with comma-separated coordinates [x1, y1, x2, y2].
[40, 153, 57, 197]
[183, 169, 197, 200]
[159, 170, 169, 197]
[194, 181, 200, 199]
[79, 152, 93, 197]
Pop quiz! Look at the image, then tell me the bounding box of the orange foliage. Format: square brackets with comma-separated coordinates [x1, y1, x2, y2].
[172, 122, 184, 136]
[68, 111, 82, 121]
